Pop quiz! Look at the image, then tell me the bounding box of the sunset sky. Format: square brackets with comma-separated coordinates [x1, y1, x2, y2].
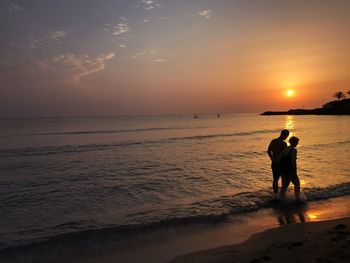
[1, 0, 350, 117]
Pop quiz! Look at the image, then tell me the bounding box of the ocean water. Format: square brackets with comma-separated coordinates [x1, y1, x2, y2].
[0, 114, 349, 251]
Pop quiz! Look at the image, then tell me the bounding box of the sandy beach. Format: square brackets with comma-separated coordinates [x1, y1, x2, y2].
[171, 217, 350, 263]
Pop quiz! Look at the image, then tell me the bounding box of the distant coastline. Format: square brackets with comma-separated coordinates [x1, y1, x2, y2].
[261, 98, 350, 115]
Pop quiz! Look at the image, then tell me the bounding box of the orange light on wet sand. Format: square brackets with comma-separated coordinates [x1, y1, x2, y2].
[308, 214, 318, 220]
[286, 89, 295, 97]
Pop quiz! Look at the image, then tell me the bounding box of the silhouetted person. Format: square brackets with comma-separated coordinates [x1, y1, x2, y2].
[279, 136, 300, 200]
[267, 129, 289, 195]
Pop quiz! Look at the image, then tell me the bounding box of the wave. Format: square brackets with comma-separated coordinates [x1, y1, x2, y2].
[0, 127, 188, 138]
[0, 129, 279, 158]
[1, 182, 349, 251]
[168, 129, 280, 141]
[305, 140, 350, 149]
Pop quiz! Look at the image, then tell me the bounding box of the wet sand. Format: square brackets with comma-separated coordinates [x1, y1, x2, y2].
[170, 217, 350, 263]
[1, 196, 350, 263]
[89, 196, 350, 263]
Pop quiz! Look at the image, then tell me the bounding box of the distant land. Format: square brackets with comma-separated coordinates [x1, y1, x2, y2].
[261, 98, 350, 115]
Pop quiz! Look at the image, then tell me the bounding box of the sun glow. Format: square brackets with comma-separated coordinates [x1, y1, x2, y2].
[286, 89, 295, 97]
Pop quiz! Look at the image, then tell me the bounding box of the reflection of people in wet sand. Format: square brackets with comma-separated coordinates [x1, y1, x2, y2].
[267, 129, 289, 195]
[279, 136, 301, 200]
[272, 202, 308, 225]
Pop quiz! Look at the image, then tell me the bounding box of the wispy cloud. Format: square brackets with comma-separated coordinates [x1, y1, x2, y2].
[138, 0, 162, 10]
[105, 17, 130, 37]
[9, 41, 24, 48]
[7, 2, 23, 13]
[131, 50, 177, 62]
[198, 9, 213, 19]
[20, 28, 69, 52]
[47, 52, 115, 82]
[26, 36, 45, 51]
[48, 30, 67, 41]
[112, 22, 129, 36]
[0, 60, 14, 68]
[132, 49, 156, 58]
[154, 59, 165, 63]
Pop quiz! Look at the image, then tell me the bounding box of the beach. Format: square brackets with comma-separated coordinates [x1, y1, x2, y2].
[171, 216, 350, 263]
[2, 195, 349, 263]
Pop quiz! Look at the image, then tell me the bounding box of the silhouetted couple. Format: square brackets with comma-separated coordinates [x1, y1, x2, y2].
[267, 129, 300, 201]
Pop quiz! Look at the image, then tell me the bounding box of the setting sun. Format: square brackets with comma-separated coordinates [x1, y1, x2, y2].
[286, 89, 295, 97]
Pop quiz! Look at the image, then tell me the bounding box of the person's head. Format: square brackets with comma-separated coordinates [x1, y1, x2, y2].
[289, 136, 299, 147]
[280, 129, 290, 140]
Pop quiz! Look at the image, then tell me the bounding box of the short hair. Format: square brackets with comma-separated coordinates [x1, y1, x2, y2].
[280, 129, 289, 137]
[289, 136, 299, 146]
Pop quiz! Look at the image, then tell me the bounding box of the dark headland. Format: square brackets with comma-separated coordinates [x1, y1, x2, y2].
[261, 98, 350, 115]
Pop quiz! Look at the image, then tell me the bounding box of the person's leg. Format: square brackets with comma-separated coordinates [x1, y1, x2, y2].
[272, 163, 279, 194]
[290, 174, 300, 197]
[273, 177, 279, 194]
[279, 174, 290, 199]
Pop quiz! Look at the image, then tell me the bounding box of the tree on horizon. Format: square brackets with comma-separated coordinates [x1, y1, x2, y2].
[334, 91, 345, 100]
[347, 90, 350, 96]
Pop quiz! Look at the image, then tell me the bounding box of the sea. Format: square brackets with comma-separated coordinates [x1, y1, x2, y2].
[0, 114, 349, 255]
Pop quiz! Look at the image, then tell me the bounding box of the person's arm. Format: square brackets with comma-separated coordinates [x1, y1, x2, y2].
[276, 141, 287, 162]
[291, 149, 297, 174]
[267, 140, 274, 160]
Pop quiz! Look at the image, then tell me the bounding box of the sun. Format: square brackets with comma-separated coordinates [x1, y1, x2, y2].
[286, 89, 295, 97]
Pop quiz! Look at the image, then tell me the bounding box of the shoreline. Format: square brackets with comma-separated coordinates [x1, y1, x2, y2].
[1, 195, 350, 263]
[261, 98, 350, 115]
[166, 195, 350, 263]
[170, 217, 350, 263]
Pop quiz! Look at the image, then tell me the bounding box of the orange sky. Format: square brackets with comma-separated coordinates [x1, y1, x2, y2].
[1, 0, 350, 117]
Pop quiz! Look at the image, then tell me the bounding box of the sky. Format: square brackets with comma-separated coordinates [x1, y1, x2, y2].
[1, 0, 350, 117]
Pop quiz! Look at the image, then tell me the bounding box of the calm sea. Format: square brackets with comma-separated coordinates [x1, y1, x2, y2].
[0, 114, 349, 250]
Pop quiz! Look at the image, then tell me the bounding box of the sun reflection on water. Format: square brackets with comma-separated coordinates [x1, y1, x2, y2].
[284, 116, 295, 136]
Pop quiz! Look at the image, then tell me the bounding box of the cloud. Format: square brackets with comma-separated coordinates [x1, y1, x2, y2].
[112, 22, 129, 36]
[46, 52, 115, 82]
[139, 0, 162, 10]
[154, 59, 165, 63]
[8, 2, 23, 13]
[48, 30, 66, 41]
[105, 18, 130, 37]
[26, 36, 45, 50]
[198, 9, 213, 19]
[9, 41, 24, 48]
[132, 49, 156, 58]
[21, 28, 68, 52]
[0, 60, 14, 68]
